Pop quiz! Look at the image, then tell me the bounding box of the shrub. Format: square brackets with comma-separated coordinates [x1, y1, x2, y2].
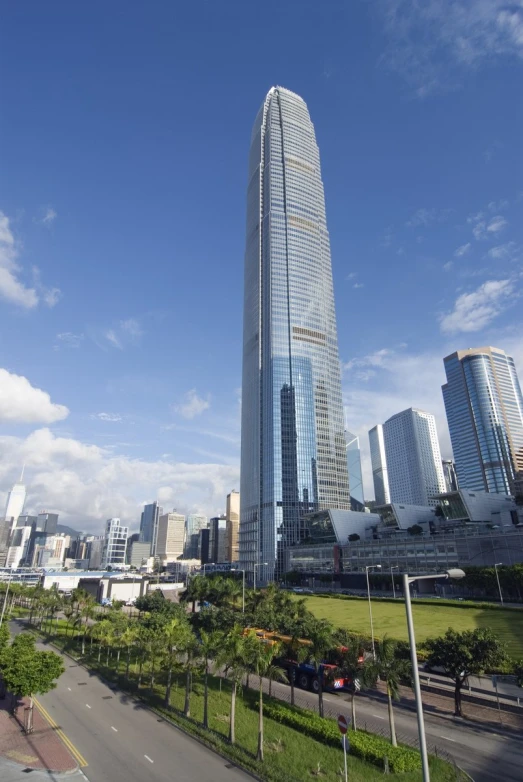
[259, 700, 421, 773]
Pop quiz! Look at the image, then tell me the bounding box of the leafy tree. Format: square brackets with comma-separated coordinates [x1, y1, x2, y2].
[183, 575, 211, 613]
[199, 629, 223, 729]
[366, 637, 411, 746]
[348, 533, 360, 542]
[1, 633, 64, 732]
[216, 626, 251, 745]
[514, 659, 523, 688]
[425, 628, 506, 717]
[407, 524, 423, 536]
[135, 590, 166, 613]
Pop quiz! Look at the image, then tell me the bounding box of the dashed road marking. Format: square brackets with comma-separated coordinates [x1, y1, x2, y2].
[144, 755, 154, 763]
[440, 735, 457, 742]
[85, 704, 91, 709]
[111, 726, 118, 732]
[67, 687, 71, 691]
[372, 714, 385, 720]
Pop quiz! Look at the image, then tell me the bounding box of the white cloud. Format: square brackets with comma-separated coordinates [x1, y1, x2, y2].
[443, 261, 453, 271]
[353, 282, 365, 289]
[379, 1, 523, 95]
[439, 279, 516, 334]
[0, 428, 238, 532]
[105, 330, 122, 349]
[91, 412, 123, 423]
[471, 214, 508, 240]
[43, 287, 61, 307]
[173, 389, 211, 420]
[37, 207, 57, 226]
[0, 368, 69, 424]
[454, 243, 471, 257]
[55, 332, 84, 349]
[487, 215, 508, 233]
[488, 242, 520, 261]
[405, 208, 450, 228]
[345, 272, 357, 280]
[0, 212, 38, 308]
[120, 318, 143, 338]
[487, 199, 509, 212]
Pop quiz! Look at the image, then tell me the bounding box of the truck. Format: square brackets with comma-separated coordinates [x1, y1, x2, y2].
[246, 628, 360, 694]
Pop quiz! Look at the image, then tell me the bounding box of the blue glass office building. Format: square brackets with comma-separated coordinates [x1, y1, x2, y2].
[240, 87, 350, 579]
[442, 347, 523, 494]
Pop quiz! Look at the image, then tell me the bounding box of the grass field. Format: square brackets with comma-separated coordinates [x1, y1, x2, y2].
[303, 596, 523, 660]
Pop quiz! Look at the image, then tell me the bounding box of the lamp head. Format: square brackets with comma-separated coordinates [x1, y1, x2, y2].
[446, 568, 466, 580]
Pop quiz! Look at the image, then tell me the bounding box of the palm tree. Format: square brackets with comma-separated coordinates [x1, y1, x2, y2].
[307, 620, 334, 718]
[162, 616, 192, 708]
[79, 596, 97, 656]
[338, 633, 366, 731]
[120, 621, 140, 682]
[181, 635, 202, 718]
[184, 575, 210, 613]
[246, 635, 286, 761]
[199, 629, 223, 729]
[216, 626, 251, 745]
[366, 636, 411, 747]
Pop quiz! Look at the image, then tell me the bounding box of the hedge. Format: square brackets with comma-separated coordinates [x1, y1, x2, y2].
[259, 700, 421, 773]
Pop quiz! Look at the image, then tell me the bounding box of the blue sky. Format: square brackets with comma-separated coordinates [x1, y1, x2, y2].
[1, 1, 522, 532]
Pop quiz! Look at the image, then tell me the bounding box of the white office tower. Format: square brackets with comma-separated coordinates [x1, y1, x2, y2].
[3, 476, 26, 531]
[368, 425, 391, 506]
[101, 518, 128, 569]
[383, 408, 446, 507]
[156, 511, 186, 562]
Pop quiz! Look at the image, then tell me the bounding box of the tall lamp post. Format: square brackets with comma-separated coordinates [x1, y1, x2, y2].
[253, 562, 268, 592]
[494, 562, 504, 606]
[390, 565, 399, 599]
[202, 562, 215, 576]
[403, 568, 466, 782]
[365, 564, 381, 658]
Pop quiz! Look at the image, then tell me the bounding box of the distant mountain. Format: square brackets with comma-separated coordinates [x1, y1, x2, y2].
[57, 524, 82, 539]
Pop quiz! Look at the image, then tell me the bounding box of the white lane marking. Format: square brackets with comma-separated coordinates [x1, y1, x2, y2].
[111, 726, 118, 732]
[372, 714, 385, 720]
[86, 704, 92, 709]
[144, 755, 154, 763]
[440, 735, 457, 742]
[67, 687, 71, 691]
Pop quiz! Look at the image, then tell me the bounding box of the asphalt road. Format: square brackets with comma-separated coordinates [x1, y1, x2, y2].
[11, 624, 250, 782]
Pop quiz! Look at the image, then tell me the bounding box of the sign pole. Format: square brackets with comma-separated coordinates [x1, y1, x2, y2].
[343, 736, 348, 782]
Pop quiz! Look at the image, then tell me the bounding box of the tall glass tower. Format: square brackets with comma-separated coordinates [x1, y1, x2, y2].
[240, 87, 350, 580]
[442, 347, 523, 494]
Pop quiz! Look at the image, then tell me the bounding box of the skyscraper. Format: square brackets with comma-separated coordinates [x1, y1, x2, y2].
[101, 518, 128, 569]
[226, 490, 240, 562]
[368, 425, 391, 506]
[139, 501, 162, 556]
[345, 431, 365, 511]
[184, 514, 207, 559]
[240, 87, 351, 578]
[3, 477, 26, 531]
[442, 459, 458, 493]
[383, 408, 446, 507]
[442, 347, 523, 494]
[156, 511, 185, 562]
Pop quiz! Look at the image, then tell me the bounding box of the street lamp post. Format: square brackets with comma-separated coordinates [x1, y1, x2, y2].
[403, 568, 466, 782]
[390, 565, 399, 599]
[494, 562, 504, 606]
[365, 564, 381, 658]
[202, 562, 215, 576]
[253, 562, 268, 592]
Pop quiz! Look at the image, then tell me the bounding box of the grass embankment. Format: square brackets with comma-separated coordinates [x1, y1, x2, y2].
[303, 595, 523, 660]
[29, 619, 461, 782]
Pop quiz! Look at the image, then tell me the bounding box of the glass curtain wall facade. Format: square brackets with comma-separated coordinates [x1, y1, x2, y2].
[345, 430, 365, 511]
[369, 424, 390, 506]
[442, 347, 523, 493]
[240, 86, 350, 581]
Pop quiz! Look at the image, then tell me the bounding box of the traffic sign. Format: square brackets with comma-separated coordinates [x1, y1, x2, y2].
[337, 714, 348, 734]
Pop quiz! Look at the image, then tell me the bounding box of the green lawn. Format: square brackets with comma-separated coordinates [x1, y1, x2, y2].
[303, 596, 523, 660]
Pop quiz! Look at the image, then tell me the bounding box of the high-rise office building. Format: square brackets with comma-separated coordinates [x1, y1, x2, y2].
[209, 516, 228, 564]
[101, 518, 128, 569]
[226, 490, 240, 562]
[3, 477, 26, 531]
[442, 459, 458, 493]
[368, 425, 391, 506]
[156, 511, 185, 562]
[383, 408, 446, 507]
[345, 432, 365, 512]
[442, 347, 523, 494]
[240, 86, 350, 578]
[139, 501, 162, 555]
[184, 514, 207, 559]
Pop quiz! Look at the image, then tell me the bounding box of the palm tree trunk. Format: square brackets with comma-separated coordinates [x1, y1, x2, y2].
[290, 664, 295, 706]
[257, 677, 264, 761]
[138, 656, 143, 688]
[165, 659, 173, 707]
[106, 646, 110, 666]
[229, 680, 237, 744]
[454, 679, 463, 717]
[126, 647, 131, 681]
[387, 684, 397, 746]
[203, 664, 209, 729]
[97, 644, 102, 662]
[351, 693, 357, 732]
[184, 669, 191, 717]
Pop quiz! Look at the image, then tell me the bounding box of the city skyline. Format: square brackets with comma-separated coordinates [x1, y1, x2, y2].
[240, 87, 351, 577]
[1, 3, 522, 532]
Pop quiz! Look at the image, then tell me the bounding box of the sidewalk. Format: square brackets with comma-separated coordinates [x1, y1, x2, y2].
[0, 695, 79, 775]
